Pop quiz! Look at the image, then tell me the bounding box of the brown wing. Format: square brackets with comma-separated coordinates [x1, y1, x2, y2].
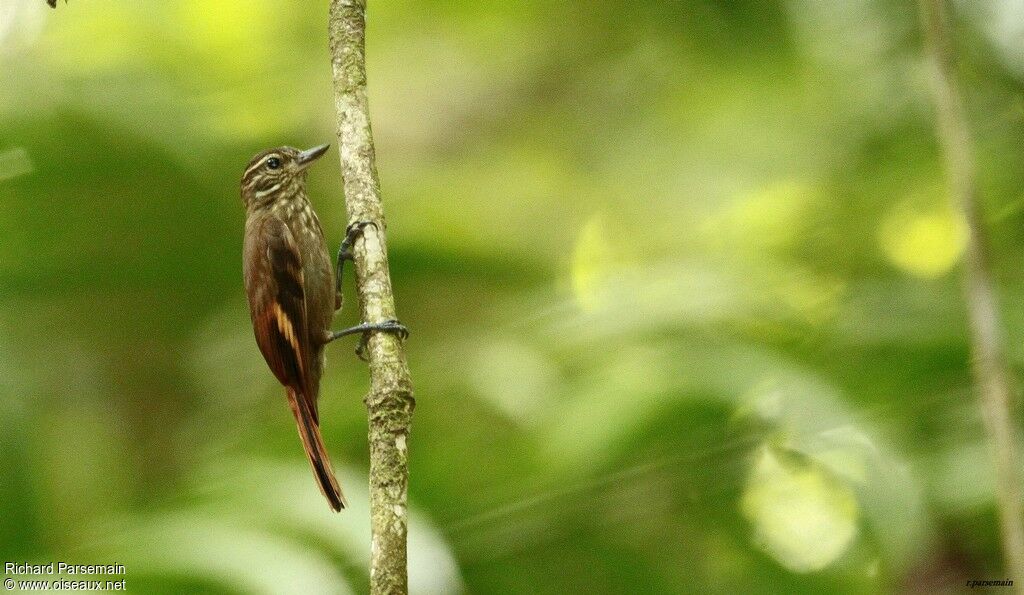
[244, 215, 319, 420]
[245, 215, 344, 510]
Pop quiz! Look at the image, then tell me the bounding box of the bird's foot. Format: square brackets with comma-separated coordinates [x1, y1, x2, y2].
[327, 319, 409, 361]
[335, 220, 377, 294]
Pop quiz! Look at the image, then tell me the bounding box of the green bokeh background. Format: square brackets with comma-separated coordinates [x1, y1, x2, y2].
[2, 0, 1024, 592]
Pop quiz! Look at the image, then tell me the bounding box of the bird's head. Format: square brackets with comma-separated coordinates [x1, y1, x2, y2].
[241, 144, 330, 209]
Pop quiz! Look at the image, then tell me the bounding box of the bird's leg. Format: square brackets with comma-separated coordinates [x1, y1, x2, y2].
[326, 319, 409, 361]
[336, 220, 376, 296]
[332, 220, 404, 359]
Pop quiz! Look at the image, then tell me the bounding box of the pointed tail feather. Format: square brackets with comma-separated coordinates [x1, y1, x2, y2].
[286, 388, 346, 511]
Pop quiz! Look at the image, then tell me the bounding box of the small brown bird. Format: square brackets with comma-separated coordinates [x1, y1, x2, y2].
[241, 144, 405, 511]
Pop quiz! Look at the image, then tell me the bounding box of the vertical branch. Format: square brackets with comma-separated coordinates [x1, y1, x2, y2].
[329, 1, 415, 593]
[919, 0, 1024, 583]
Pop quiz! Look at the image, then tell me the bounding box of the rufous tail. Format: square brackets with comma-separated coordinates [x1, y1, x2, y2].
[286, 388, 346, 511]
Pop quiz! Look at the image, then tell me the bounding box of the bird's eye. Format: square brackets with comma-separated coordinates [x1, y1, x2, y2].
[266, 157, 282, 170]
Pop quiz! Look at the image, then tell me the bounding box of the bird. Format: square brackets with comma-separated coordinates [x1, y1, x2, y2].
[241, 144, 407, 512]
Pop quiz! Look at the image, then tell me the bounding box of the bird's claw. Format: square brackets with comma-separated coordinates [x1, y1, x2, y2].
[355, 319, 409, 361]
[336, 220, 377, 294]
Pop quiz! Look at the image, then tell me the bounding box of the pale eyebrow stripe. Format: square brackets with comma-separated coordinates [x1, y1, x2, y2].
[243, 153, 281, 180]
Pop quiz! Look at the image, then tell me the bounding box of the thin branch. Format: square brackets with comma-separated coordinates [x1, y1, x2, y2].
[919, 0, 1024, 584]
[329, 1, 415, 592]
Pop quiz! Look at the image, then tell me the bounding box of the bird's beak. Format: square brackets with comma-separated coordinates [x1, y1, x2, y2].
[296, 144, 330, 169]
